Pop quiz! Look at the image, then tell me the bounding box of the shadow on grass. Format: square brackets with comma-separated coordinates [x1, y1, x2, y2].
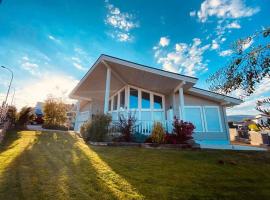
[0, 131, 139, 200]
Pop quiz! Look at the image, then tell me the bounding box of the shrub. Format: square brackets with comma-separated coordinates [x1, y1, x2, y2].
[164, 133, 178, 144]
[113, 112, 137, 142]
[248, 123, 260, 132]
[151, 122, 165, 144]
[172, 117, 195, 143]
[80, 114, 111, 142]
[16, 107, 35, 129]
[43, 97, 67, 129]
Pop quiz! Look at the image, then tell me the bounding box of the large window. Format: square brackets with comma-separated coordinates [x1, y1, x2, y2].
[154, 95, 163, 109]
[185, 107, 204, 132]
[204, 107, 222, 132]
[113, 95, 118, 110]
[129, 88, 138, 109]
[141, 91, 150, 109]
[120, 89, 125, 109]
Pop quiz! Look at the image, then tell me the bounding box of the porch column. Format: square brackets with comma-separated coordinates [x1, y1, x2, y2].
[104, 67, 111, 114]
[179, 87, 185, 121]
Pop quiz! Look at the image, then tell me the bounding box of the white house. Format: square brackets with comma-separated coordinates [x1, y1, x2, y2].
[70, 54, 243, 146]
[252, 114, 270, 126]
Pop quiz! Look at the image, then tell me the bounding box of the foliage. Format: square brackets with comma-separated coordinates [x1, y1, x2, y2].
[164, 133, 178, 144]
[6, 106, 17, 126]
[43, 97, 67, 128]
[172, 117, 195, 143]
[208, 27, 270, 97]
[80, 114, 111, 142]
[256, 98, 270, 115]
[133, 133, 148, 143]
[150, 122, 165, 144]
[113, 112, 137, 142]
[248, 123, 260, 132]
[16, 107, 35, 129]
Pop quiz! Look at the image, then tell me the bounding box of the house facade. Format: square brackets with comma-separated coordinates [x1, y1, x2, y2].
[70, 54, 242, 145]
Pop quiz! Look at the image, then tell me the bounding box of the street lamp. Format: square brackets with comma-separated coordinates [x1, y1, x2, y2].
[1, 66, 13, 107]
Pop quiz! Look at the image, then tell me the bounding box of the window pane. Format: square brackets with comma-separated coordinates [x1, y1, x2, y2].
[111, 112, 117, 121]
[185, 107, 203, 132]
[109, 100, 111, 111]
[204, 107, 221, 132]
[113, 95, 118, 110]
[153, 111, 164, 121]
[129, 88, 138, 109]
[120, 90, 125, 109]
[141, 91, 150, 109]
[154, 95, 163, 109]
[141, 111, 151, 121]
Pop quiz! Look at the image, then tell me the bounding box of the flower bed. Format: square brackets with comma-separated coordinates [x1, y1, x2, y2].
[88, 141, 200, 149]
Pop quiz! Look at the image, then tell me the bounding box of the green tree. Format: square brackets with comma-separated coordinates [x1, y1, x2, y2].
[208, 27, 270, 97]
[16, 107, 35, 129]
[43, 97, 67, 128]
[256, 98, 270, 116]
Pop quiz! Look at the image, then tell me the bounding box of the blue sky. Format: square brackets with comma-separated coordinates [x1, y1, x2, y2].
[0, 0, 269, 115]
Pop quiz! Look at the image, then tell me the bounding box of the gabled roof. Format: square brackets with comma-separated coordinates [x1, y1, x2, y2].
[187, 87, 243, 106]
[70, 54, 242, 107]
[70, 54, 198, 99]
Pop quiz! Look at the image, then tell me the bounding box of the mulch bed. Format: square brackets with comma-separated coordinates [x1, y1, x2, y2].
[88, 141, 200, 149]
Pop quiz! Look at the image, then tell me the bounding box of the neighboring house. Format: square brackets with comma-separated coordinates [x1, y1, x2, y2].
[252, 114, 270, 126]
[70, 54, 242, 145]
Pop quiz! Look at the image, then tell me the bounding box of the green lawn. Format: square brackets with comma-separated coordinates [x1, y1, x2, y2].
[0, 131, 270, 200]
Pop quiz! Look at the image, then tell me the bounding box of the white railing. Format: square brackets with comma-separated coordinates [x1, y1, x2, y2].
[110, 120, 173, 135]
[75, 111, 90, 131]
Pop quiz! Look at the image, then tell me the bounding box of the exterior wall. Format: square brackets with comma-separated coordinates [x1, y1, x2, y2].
[229, 128, 238, 141]
[184, 93, 229, 142]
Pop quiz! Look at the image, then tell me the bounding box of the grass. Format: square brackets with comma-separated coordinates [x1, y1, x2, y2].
[0, 131, 270, 200]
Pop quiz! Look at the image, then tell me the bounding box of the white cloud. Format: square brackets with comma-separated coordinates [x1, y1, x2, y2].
[226, 21, 241, 29]
[48, 35, 61, 44]
[241, 38, 253, 50]
[11, 74, 79, 110]
[71, 57, 81, 63]
[189, 10, 196, 17]
[196, 0, 260, 23]
[117, 32, 131, 42]
[154, 38, 210, 76]
[159, 37, 170, 47]
[211, 40, 219, 49]
[105, 2, 138, 42]
[73, 62, 88, 71]
[21, 57, 40, 76]
[219, 49, 233, 56]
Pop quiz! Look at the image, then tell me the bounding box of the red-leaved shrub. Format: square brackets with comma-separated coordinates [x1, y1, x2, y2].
[171, 117, 195, 143]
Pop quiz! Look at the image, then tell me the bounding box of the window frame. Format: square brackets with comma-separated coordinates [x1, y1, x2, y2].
[203, 106, 223, 133]
[184, 106, 205, 133]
